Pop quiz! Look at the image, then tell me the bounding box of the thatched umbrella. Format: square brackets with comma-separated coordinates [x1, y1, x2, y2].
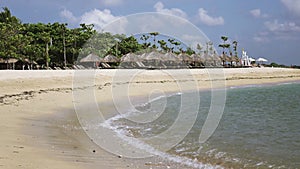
[203, 54, 213, 66]
[80, 53, 103, 62]
[164, 52, 180, 62]
[191, 54, 203, 63]
[177, 53, 192, 63]
[143, 51, 165, 61]
[211, 53, 222, 67]
[120, 53, 139, 62]
[103, 54, 120, 63]
[0, 58, 18, 69]
[80, 53, 103, 68]
[0, 58, 18, 63]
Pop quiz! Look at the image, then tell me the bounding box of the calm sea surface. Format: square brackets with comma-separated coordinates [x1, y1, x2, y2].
[104, 82, 300, 168]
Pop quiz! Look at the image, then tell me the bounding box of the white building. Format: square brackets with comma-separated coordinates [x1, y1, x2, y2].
[241, 50, 251, 67]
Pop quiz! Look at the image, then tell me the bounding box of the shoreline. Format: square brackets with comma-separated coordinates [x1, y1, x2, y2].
[1, 68, 300, 169]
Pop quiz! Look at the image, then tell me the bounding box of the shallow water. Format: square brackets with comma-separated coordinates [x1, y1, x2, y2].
[103, 82, 300, 168]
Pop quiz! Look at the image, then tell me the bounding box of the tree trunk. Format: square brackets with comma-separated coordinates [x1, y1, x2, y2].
[46, 42, 49, 69]
[63, 35, 66, 68]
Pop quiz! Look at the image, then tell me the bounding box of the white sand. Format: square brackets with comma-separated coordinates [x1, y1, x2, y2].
[0, 68, 300, 169]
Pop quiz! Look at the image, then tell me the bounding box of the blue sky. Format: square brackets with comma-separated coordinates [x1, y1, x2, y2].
[2, 0, 300, 65]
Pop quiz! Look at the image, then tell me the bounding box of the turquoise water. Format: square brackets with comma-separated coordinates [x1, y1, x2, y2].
[105, 82, 300, 168]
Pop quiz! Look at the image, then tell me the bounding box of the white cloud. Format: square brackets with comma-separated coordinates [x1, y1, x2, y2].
[60, 9, 78, 23]
[253, 36, 269, 42]
[250, 9, 269, 18]
[253, 32, 270, 42]
[265, 20, 300, 32]
[250, 9, 261, 18]
[102, 0, 123, 6]
[281, 0, 300, 16]
[80, 9, 120, 31]
[154, 2, 187, 18]
[260, 20, 300, 40]
[197, 8, 224, 26]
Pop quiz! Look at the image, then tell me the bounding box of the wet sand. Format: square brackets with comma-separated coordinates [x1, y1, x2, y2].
[0, 68, 300, 169]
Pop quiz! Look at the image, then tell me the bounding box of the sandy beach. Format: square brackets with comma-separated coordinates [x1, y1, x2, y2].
[1, 68, 300, 169]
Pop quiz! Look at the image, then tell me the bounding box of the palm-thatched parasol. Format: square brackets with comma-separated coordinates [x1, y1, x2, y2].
[143, 51, 165, 61]
[103, 54, 120, 63]
[177, 53, 192, 63]
[164, 52, 180, 62]
[120, 53, 140, 62]
[79, 53, 103, 68]
[80, 53, 103, 62]
[0, 58, 18, 63]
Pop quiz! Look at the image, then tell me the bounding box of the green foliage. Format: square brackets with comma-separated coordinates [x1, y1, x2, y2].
[140, 34, 150, 49]
[114, 36, 143, 55]
[232, 40, 238, 57]
[270, 62, 279, 67]
[0, 7, 246, 69]
[219, 36, 231, 54]
[221, 36, 228, 42]
[149, 32, 159, 48]
[186, 47, 195, 55]
[0, 7, 96, 68]
[158, 40, 167, 51]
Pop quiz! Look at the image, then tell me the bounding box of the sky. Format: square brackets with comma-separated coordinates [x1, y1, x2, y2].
[1, 0, 300, 65]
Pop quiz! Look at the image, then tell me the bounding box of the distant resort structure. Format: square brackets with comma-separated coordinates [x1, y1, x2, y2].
[0, 48, 269, 70]
[75, 49, 268, 69]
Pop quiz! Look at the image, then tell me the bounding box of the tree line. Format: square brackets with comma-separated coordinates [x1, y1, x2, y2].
[0, 7, 97, 69]
[0, 7, 241, 69]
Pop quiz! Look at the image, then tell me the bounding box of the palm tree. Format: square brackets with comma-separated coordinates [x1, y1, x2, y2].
[218, 36, 231, 66]
[149, 32, 159, 48]
[173, 41, 181, 54]
[232, 40, 239, 66]
[219, 36, 230, 53]
[196, 43, 203, 55]
[167, 38, 181, 53]
[158, 39, 167, 52]
[167, 38, 175, 52]
[140, 34, 150, 49]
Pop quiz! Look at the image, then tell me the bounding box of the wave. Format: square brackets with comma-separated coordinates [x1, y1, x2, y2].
[99, 92, 222, 169]
[100, 113, 222, 169]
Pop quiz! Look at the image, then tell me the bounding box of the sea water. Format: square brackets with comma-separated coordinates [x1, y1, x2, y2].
[103, 82, 300, 168]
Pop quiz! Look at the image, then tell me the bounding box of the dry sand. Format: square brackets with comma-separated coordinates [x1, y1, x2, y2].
[0, 68, 300, 169]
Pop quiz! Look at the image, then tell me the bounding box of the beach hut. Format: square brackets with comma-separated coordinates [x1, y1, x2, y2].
[79, 53, 103, 68]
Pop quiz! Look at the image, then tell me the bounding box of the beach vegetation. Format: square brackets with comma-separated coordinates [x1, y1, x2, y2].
[4, 7, 294, 69]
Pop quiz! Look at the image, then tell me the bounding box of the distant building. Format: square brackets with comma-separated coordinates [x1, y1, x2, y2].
[241, 50, 251, 67]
